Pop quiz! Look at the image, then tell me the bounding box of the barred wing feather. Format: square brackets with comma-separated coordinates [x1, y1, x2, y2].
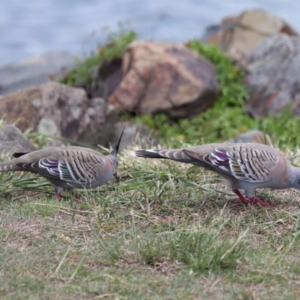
[205, 146, 279, 183]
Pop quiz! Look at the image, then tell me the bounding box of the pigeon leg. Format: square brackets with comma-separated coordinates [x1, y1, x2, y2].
[233, 189, 250, 205]
[233, 190, 270, 207]
[248, 196, 270, 207]
[55, 192, 62, 202]
[55, 187, 64, 202]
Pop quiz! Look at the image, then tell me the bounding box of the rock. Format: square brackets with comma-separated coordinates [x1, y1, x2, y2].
[79, 97, 118, 146]
[108, 40, 219, 118]
[90, 58, 123, 99]
[0, 82, 118, 146]
[245, 34, 300, 117]
[0, 52, 79, 96]
[113, 121, 159, 152]
[61, 55, 123, 100]
[0, 125, 36, 155]
[204, 8, 298, 63]
[229, 130, 269, 145]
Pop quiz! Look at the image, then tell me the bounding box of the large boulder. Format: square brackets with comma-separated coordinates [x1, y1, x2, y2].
[244, 34, 300, 117]
[204, 9, 298, 63]
[108, 40, 219, 118]
[0, 82, 117, 146]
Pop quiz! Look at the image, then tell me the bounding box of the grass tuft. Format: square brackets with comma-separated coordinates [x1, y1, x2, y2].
[1, 150, 300, 298]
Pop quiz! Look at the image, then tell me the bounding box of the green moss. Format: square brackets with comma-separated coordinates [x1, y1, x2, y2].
[135, 41, 300, 150]
[134, 40, 251, 147]
[61, 27, 136, 87]
[188, 40, 248, 108]
[259, 108, 300, 148]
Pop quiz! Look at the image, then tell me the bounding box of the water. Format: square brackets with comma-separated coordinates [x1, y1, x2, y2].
[1, 0, 299, 67]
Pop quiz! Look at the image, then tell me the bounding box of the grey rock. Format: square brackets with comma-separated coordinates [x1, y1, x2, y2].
[245, 34, 300, 117]
[113, 121, 159, 152]
[0, 52, 79, 96]
[0, 125, 36, 155]
[38, 118, 60, 136]
[204, 8, 298, 63]
[0, 82, 118, 147]
[78, 97, 118, 147]
[229, 130, 269, 145]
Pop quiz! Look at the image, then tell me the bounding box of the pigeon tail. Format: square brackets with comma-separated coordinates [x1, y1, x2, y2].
[0, 161, 22, 172]
[133, 149, 164, 158]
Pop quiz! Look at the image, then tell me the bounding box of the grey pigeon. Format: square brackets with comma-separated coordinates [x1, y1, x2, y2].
[133, 143, 300, 207]
[0, 128, 125, 201]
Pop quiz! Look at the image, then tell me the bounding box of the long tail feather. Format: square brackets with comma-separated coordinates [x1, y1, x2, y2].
[0, 161, 22, 172]
[132, 149, 212, 168]
[133, 149, 164, 158]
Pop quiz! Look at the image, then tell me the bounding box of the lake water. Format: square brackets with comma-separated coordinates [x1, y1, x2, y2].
[1, 0, 299, 66]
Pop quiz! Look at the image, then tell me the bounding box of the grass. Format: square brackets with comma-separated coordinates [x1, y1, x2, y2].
[2, 28, 300, 299]
[1, 149, 300, 299]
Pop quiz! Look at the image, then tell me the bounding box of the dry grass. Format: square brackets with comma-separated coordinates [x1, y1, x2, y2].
[1, 151, 300, 299]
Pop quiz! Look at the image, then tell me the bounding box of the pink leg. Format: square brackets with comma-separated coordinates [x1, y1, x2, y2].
[233, 190, 270, 207]
[55, 192, 62, 202]
[55, 189, 80, 202]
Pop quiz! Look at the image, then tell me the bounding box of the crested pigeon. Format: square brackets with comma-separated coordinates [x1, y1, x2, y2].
[0, 128, 125, 201]
[133, 143, 300, 207]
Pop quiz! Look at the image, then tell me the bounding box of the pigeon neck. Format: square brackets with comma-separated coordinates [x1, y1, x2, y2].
[107, 154, 118, 172]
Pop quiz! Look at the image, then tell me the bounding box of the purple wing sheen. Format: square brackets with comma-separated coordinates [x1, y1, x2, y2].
[205, 147, 246, 179]
[39, 158, 60, 177]
[206, 147, 260, 182]
[208, 148, 230, 168]
[38, 157, 98, 183]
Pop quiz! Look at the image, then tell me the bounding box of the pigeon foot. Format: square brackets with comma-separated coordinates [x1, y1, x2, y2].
[233, 189, 270, 207]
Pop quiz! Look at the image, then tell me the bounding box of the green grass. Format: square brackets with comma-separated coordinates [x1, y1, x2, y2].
[2, 29, 300, 299]
[1, 151, 300, 299]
